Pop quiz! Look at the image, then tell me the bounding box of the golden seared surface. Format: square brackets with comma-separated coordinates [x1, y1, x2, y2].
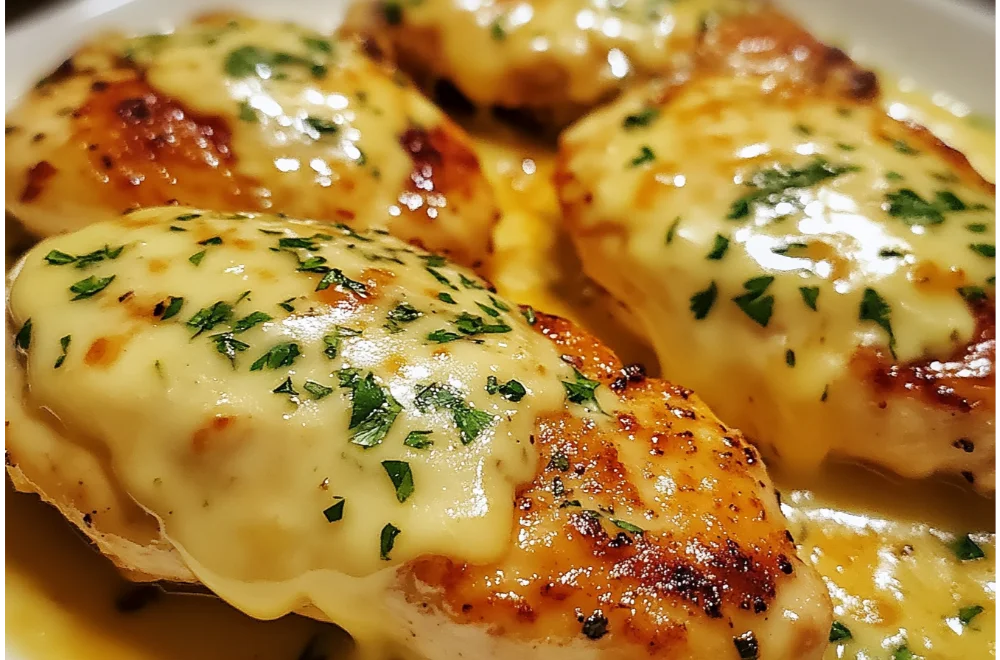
[5, 14, 498, 266]
[7, 207, 830, 659]
[556, 16, 995, 488]
[344, 0, 750, 126]
[404, 313, 830, 659]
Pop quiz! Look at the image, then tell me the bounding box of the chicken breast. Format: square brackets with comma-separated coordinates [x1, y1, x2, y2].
[556, 16, 995, 490]
[4, 14, 497, 267]
[344, 0, 751, 127]
[6, 207, 831, 659]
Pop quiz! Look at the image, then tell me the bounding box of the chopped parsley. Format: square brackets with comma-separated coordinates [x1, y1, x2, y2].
[489, 296, 510, 312]
[316, 269, 366, 294]
[970, 243, 995, 258]
[381, 460, 414, 502]
[302, 36, 333, 53]
[967, 223, 988, 233]
[453, 312, 511, 336]
[728, 158, 859, 220]
[426, 267, 457, 290]
[884, 189, 944, 225]
[322, 326, 361, 359]
[45, 244, 123, 269]
[828, 621, 852, 642]
[733, 276, 775, 327]
[733, 631, 759, 660]
[497, 379, 526, 402]
[959, 604, 984, 626]
[188, 250, 207, 266]
[279, 298, 296, 312]
[476, 302, 501, 318]
[690, 281, 717, 320]
[521, 306, 537, 325]
[958, 286, 987, 303]
[561, 368, 603, 412]
[69, 275, 115, 301]
[622, 107, 659, 129]
[272, 377, 299, 397]
[437, 292, 456, 304]
[547, 451, 570, 472]
[490, 20, 506, 40]
[858, 288, 896, 358]
[953, 534, 985, 560]
[706, 234, 730, 260]
[379, 523, 401, 560]
[322, 497, 345, 522]
[427, 329, 462, 343]
[304, 116, 338, 134]
[154, 296, 184, 320]
[459, 273, 484, 290]
[14, 318, 31, 351]
[303, 380, 334, 400]
[198, 236, 223, 246]
[414, 383, 494, 444]
[799, 286, 819, 311]
[629, 145, 655, 167]
[54, 335, 71, 368]
[224, 45, 326, 80]
[232, 311, 272, 333]
[403, 430, 433, 449]
[341, 372, 402, 448]
[936, 190, 967, 211]
[187, 301, 233, 337]
[892, 139, 919, 155]
[581, 612, 608, 640]
[237, 100, 257, 122]
[611, 519, 644, 534]
[211, 333, 249, 365]
[249, 342, 302, 371]
[785, 349, 795, 367]
[386, 302, 422, 326]
[665, 216, 680, 244]
[892, 646, 914, 660]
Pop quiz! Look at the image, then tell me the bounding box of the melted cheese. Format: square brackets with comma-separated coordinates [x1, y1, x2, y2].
[559, 75, 995, 477]
[3, 52, 996, 660]
[6, 207, 580, 645]
[351, 0, 744, 109]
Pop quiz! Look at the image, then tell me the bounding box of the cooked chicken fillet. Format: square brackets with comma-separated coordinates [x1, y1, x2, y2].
[6, 207, 831, 659]
[344, 0, 752, 127]
[556, 16, 995, 490]
[4, 14, 497, 266]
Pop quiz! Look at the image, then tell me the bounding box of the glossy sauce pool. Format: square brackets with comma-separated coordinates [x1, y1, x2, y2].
[5, 79, 996, 660]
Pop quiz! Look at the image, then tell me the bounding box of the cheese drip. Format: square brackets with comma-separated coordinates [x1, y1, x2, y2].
[7, 207, 574, 643]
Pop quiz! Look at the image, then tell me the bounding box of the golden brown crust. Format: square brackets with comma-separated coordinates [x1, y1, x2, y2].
[405, 313, 815, 651]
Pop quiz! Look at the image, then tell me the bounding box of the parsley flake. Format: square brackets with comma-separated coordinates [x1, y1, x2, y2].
[304, 380, 334, 400]
[733, 276, 775, 327]
[706, 234, 730, 260]
[341, 372, 402, 448]
[799, 286, 819, 311]
[690, 281, 717, 320]
[629, 145, 655, 167]
[414, 383, 494, 444]
[187, 301, 233, 337]
[14, 318, 32, 351]
[953, 534, 985, 561]
[322, 497, 345, 522]
[829, 622, 852, 642]
[970, 243, 995, 258]
[54, 335, 71, 368]
[69, 275, 115, 301]
[561, 368, 603, 412]
[623, 107, 659, 129]
[381, 460, 414, 502]
[403, 430, 433, 449]
[380, 523, 401, 560]
[959, 605, 984, 626]
[250, 342, 301, 371]
[858, 288, 896, 358]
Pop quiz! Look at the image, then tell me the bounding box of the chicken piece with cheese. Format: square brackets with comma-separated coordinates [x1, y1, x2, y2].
[557, 18, 995, 491]
[345, 0, 754, 127]
[6, 207, 831, 659]
[5, 14, 497, 266]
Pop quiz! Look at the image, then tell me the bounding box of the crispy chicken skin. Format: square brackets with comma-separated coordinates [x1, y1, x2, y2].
[344, 0, 751, 127]
[556, 14, 995, 489]
[6, 208, 830, 659]
[4, 14, 498, 267]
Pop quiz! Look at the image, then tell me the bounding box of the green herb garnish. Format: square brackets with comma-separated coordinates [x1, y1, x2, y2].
[403, 430, 433, 449]
[54, 335, 71, 368]
[623, 107, 659, 129]
[14, 318, 31, 351]
[250, 342, 301, 371]
[733, 276, 775, 327]
[706, 234, 730, 260]
[380, 523, 400, 560]
[69, 275, 115, 301]
[341, 372, 402, 448]
[414, 383, 494, 444]
[561, 368, 603, 412]
[690, 281, 717, 320]
[953, 534, 985, 560]
[728, 158, 858, 220]
[381, 460, 414, 502]
[828, 621, 852, 642]
[629, 145, 655, 167]
[858, 288, 896, 358]
[322, 497, 345, 522]
[304, 380, 334, 400]
[187, 301, 233, 337]
[799, 286, 819, 311]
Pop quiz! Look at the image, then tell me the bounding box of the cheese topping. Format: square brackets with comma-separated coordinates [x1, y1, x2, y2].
[7, 207, 578, 624]
[124, 19, 444, 222]
[564, 76, 994, 397]
[357, 0, 744, 108]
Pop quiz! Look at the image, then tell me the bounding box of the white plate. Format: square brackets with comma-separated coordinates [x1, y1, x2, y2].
[4, 0, 995, 657]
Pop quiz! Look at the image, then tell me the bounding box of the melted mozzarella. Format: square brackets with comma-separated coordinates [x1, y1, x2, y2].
[7, 207, 577, 642]
[347, 0, 745, 115]
[558, 75, 995, 481]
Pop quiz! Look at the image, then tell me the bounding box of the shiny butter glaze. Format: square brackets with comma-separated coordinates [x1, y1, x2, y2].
[4, 14, 498, 266]
[345, 0, 746, 124]
[7, 207, 831, 658]
[557, 32, 995, 487]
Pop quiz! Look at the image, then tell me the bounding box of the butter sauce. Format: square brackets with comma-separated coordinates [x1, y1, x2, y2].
[4, 50, 996, 660]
